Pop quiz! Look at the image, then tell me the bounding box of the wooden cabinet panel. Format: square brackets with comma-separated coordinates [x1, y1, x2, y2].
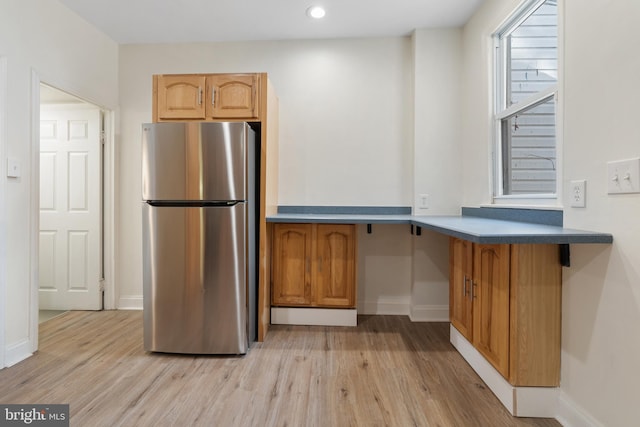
[207, 74, 258, 119]
[509, 244, 561, 386]
[271, 223, 356, 309]
[271, 224, 312, 306]
[472, 244, 511, 378]
[156, 75, 206, 120]
[449, 238, 473, 341]
[315, 224, 356, 307]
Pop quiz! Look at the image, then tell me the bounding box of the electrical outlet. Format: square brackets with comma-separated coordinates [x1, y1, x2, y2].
[570, 180, 586, 208]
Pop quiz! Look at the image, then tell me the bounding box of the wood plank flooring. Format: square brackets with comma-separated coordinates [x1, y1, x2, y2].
[0, 311, 561, 426]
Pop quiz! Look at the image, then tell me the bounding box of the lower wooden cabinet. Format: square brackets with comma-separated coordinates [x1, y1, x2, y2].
[449, 237, 562, 386]
[271, 223, 356, 308]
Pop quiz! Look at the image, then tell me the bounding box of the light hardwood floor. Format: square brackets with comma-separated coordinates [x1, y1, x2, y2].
[0, 311, 560, 427]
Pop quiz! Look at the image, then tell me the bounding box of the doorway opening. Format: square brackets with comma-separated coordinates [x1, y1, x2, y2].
[38, 84, 104, 322]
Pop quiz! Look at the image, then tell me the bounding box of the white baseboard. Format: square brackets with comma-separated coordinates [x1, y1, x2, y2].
[450, 325, 558, 418]
[117, 295, 143, 310]
[555, 391, 605, 427]
[5, 338, 32, 367]
[358, 297, 410, 315]
[409, 304, 449, 322]
[271, 307, 357, 326]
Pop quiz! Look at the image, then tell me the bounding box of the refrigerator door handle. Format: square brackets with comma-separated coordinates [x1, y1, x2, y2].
[146, 200, 242, 207]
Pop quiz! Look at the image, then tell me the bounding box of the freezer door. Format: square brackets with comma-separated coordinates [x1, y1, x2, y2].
[142, 122, 249, 201]
[143, 203, 248, 354]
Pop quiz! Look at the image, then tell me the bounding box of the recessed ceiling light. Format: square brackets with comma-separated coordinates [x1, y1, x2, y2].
[306, 6, 326, 19]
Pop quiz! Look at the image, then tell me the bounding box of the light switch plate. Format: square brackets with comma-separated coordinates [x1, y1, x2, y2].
[607, 157, 640, 194]
[418, 193, 429, 209]
[570, 180, 586, 208]
[7, 157, 20, 178]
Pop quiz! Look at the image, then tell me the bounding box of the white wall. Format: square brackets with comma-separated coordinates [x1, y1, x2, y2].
[357, 224, 412, 315]
[560, 1, 640, 426]
[410, 28, 464, 320]
[118, 38, 417, 307]
[412, 28, 463, 216]
[0, 0, 118, 366]
[460, 1, 640, 426]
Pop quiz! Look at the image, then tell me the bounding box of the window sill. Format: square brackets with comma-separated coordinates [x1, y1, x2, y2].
[487, 195, 561, 210]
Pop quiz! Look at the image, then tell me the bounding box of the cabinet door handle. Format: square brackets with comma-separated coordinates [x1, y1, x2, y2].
[463, 275, 468, 297]
[198, 87, 203, 105]
[211, 88, 215, 107]
[471, 280, 477, 300]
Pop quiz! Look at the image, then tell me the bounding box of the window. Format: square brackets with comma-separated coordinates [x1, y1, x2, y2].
[494, 0, 558, 197]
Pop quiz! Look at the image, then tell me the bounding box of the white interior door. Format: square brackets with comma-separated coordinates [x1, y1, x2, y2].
[39, 104, 102, 310]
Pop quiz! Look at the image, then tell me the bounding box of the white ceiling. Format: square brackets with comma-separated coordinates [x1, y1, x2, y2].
[57, 0, 485, 44]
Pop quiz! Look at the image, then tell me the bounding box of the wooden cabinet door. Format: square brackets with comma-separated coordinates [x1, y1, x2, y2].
[207, 74, 258, 119]
[271, 224, 313, 306]
[156, 75, 206, 120]
[449, 238, 473, 341]
[315, 224, 356, 307]
[472, 244, 511, 378]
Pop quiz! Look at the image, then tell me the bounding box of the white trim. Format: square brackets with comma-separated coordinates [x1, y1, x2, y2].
[358, 296, 410, 315]
[4, 339, 32, 368]
[479, 203, 562, 210]
[34, 77, 117, 315]
[29, 70, 40, 354]
[496, 0, 549, 38]
[492, 0, 561, 202]
[0, 56, 7, 369]
[450, 325, 559, 418]
[117, 295, 143, 310]
[555, 0, 565, 206]
[493, 193, 557, 200]
[495, 88, 557, 121]
[102, 110, 117, 310]
[408, 304, 449, 322]
[271, 307, 357, 327]
[555, 391, 606, 427]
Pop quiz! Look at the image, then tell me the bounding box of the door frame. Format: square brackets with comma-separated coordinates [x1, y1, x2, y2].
[29, 71, 116, 352]
[0, 56, 7, 368]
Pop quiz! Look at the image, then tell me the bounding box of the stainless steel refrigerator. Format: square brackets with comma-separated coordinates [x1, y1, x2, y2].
[141, 122, 256, 354]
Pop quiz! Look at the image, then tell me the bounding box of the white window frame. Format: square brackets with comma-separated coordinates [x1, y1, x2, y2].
[492, 0, 561, 205]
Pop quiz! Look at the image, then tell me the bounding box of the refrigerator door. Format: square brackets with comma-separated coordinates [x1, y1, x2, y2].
[142, 202, 248, 354]
[142, 122, 247, 202]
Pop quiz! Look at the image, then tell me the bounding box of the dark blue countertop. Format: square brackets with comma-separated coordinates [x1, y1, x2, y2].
[266, 206, 613, 244]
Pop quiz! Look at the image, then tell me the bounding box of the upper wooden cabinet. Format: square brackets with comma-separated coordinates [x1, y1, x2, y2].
[449, 237, 561, 387]
[207, 74, 258, 119]
[156, 75, 206, 120]
[153, 73, 260, 121]
[271, 223, 356, 308]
